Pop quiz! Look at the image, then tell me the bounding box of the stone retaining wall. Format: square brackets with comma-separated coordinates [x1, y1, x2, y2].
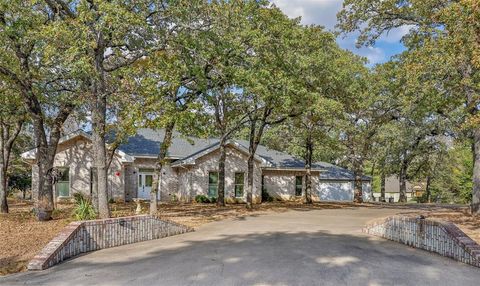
[28, 215, 193, 270]
[363, 216, 480, 268]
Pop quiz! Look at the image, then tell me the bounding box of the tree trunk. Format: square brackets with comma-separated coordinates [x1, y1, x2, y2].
[246, 119, 256, 209]
[217, 138, 226, 207]
[150, 171, 160, 215]
[425, 175, 431, 203]
[246, 118, 267, 209]
[92, 92, 110, 219]
[246, 154, 254, 208]
[150, 122, 175, 215]
[460, 63, 479, 215]
[304, 131, 313, 204]
[353, 170, 363, 203]
[91, 33, 110, 219]
[399, 160, 408, 203]
[33, 115, 57, 221]
[472, 128, 480, 215]
[353, 159, 363, 203]
[36, 149, 56, 221]
[0, 126, 5, 213]
[380, 171, 386, 202]
[0, 164, 7, 213]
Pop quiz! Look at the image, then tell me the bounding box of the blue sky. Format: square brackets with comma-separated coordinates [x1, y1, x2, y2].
[270, 0, 407, 65]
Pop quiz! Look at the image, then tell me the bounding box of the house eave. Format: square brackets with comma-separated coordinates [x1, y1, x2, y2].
[131, 155, 182, 160]
[171, 140, 268, 168]
[261, 167, 321, 172]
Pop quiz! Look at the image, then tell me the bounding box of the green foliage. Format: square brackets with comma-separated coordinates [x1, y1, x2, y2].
[261, 189, 274, 202]
[428, 142, 473, 204]
[415, 192, 429, 204]
[195, 195, 210, 204]
[7, 173, 31, 193]
[73, 193, 97, 221]
[195, 195, 217, 204]
[2, 0, 478, 213]
[337, 0, 480, 208]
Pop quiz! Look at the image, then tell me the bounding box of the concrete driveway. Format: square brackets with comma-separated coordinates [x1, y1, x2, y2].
[2, 207, 480, 286]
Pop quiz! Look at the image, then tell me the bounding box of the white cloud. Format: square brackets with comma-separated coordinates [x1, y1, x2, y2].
[271, 0, 343, 29]
[357, 46, 386, 64]
[378, 25, 414, 43]
[270, 0, 407, 64]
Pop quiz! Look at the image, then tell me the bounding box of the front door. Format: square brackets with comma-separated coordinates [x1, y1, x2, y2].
[137, 173, 154, 199]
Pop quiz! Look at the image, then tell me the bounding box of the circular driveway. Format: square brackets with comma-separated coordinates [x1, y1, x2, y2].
[3, 207, 480, 285]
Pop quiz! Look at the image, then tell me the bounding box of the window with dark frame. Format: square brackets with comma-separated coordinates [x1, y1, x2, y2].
[145, 175, 153, 187]
[57, 167, 70, 197]
[295, 176, 303, 196]
[234, 172, 245, 198]
[208, 172, 219, 197]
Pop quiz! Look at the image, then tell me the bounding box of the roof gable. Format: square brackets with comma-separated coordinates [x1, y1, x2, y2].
[21, 130, 134, 163]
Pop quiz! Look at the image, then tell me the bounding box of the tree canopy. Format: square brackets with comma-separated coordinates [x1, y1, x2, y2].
[1, 0, 478, 218]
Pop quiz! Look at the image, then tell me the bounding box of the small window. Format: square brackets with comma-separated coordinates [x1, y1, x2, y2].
[57, 168, 70, 197]
[138, 174, 143, 187]
[58, 168, 69, 182]
[208, 172, 218, 197]
[295, 176, 303, 196]
[145, 175, 153, 187]
[234, 172, 245, 198]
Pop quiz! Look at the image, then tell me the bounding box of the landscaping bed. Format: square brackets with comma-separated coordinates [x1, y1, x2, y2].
[403, 208, 480, 244]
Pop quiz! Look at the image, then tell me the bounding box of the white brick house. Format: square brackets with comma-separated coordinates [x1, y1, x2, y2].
[22, 128, 372, 203]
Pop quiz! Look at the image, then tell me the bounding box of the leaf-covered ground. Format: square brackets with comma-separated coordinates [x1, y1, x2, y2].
[1, 199, 478, 276]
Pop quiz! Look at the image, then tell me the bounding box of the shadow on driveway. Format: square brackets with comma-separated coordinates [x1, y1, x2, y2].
[3, 228, 480, 286]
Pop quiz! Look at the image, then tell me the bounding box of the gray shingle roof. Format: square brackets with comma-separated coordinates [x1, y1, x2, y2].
[236, 140, 370, 181]
[118, 128, 219, 159]
[118, 128, 370, 181]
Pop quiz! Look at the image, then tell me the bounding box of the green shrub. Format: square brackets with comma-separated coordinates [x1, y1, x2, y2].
[262, 188, 275, 202]
[415, 192, 429, 203]
[73, 192, 86, 204]
[195, 195, 217, 203]
[108, 198, 115, 204]
[73, 193, 97, 221]
[195, 195, 210, 203]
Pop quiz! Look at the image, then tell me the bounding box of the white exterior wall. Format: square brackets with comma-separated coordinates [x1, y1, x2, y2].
[362, 181, 372, 201]
[372, 192, 414, 202]
[262, 170, 321, 201]
[30, 137, 126, 201]
[316, 181, 372, 202]
[317, 181, 354, 201]
[174, 146, 262, 203]
[263, 169, 372, 202]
